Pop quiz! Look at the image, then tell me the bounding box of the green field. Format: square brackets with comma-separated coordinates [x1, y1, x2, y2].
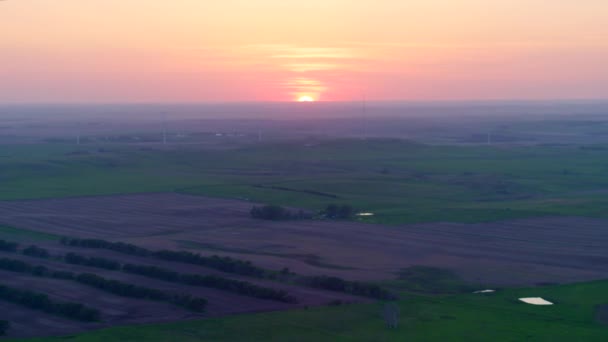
[14, 280, 608, 342]
[3, 138, 608, 340]
[0, 226, 60, 242]
[2, 139, 608, 224]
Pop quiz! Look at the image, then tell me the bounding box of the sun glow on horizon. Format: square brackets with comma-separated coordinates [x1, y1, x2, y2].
[297, 95, 315, 102]
[2, 1, 608, 102]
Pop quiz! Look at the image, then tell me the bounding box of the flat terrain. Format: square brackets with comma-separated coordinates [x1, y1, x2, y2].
[3, 136, 608, 226]
[14, 280, 608, 342]
[2, 108, 608, 340]
[0, 238, 363, 339]
[1, 193, 608, 287]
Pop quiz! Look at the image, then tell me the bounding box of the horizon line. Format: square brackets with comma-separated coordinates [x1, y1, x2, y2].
[2, 98, 608, 106]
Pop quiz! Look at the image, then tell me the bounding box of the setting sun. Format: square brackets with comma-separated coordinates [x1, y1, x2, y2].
[297, 95, 315, 102]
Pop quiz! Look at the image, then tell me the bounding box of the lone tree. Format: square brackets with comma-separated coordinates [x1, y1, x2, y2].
[382, 303, 400, 329]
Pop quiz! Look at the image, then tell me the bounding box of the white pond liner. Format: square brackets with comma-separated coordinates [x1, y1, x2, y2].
[474, 289, 496, 294]
[519, 297, 554, 305]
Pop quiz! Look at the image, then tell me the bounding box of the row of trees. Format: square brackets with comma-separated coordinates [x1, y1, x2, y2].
[0, 284, 100, 322]
[0, 257, 207, 312]
[22, 245, 51, 258]
[0, 240, 53, 260]
[57, 239, 395, 301]
[4, 243, 296, 305]
[123, 264, 297, 303]
[321, 204, 358, 220]
[0, 240, 51, 258]
[60, 238, 149, 256]
[61, 238, 271, 278]
[302, 276, 396, 300]
[57, 251, 295, 303]
[0, 240, 18, 252]
[250, 204, 358, 220]
[250, 205, 311, 221]
[0, 240, 52, 258]
[153, 250, 268, 278]
[65, 253, 121, 270]
[0, 257, 76, 279]
[75, 273, 207, 312]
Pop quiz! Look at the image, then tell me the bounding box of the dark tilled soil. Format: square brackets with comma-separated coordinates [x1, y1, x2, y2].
[1, 193, 608, 287]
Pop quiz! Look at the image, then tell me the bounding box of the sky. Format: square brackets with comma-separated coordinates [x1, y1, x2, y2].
[1, 0, 607, 103]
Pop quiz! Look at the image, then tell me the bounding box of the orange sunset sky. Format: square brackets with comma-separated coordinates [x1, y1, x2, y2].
[1, 0, 607, 103]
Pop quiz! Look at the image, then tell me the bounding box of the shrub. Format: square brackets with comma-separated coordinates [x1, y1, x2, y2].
[0, 320, 9, 336]
[61, 238, 149, 256]
[0, 284, 100, 322]
[23, 245, 51, 258]
[74, 273, 206, 312]
[153, 250, 267, 278]
[60, 238, 274, 278]
[0, 240, 18, 253]
[250, 205, 293, 220]
[302, 276, 395, 300]
[250, 205, 311, 221]
[65, 253, 121, 270]
[122, 263, 296, 303]
[322, 204, 357, 219]
[51, 270, 75, 280]
[0, 258, 32, 273]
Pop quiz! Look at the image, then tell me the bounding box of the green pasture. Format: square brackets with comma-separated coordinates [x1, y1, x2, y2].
[1, 139, 608, 224]
[15, 279, 608, 342]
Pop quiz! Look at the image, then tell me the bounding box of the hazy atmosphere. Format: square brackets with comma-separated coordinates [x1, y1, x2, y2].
[2, 0, 608, 103]
[2, 1, 608, 341]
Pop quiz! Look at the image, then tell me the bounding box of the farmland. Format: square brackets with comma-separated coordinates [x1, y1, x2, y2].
[0, 191, 608, 339]
[1, 109, 608, 340]
[12, 279, 608, 341]
[2, 138, 608, 225]
[1, 193, 608, 286]
[0, 236, 368, 338]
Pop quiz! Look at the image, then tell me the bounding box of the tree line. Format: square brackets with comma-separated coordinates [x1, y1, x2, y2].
[58, 239, 395, 300]
[58, 251, 295, 303]
[301, 276, 396, 300]
[0, 257, 207, 312]
[0, 240, 18, 252]
[0, 240, 52, 259]
[250, 205, 311, 221]
[0, 283, 100, 322]
[321, 204, 357, 220]
[61, 238, 272, 278]
[0, 257, 76, 280]
[65, 252, 121, 270]
[3, 243, 297, 304]
[22, 245, 51, 258]
[75, 273, 207, 312]
[249, 204, 358, 221]
[123, 264, 297, 303]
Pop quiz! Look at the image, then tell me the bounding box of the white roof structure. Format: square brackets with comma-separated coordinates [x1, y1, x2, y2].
[519, 297, 554, 305]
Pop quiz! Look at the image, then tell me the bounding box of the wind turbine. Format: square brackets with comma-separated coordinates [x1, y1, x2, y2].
[361, 93, 369, 139]
[161, 112, 168, 146]
[76, 119, 81, 145]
